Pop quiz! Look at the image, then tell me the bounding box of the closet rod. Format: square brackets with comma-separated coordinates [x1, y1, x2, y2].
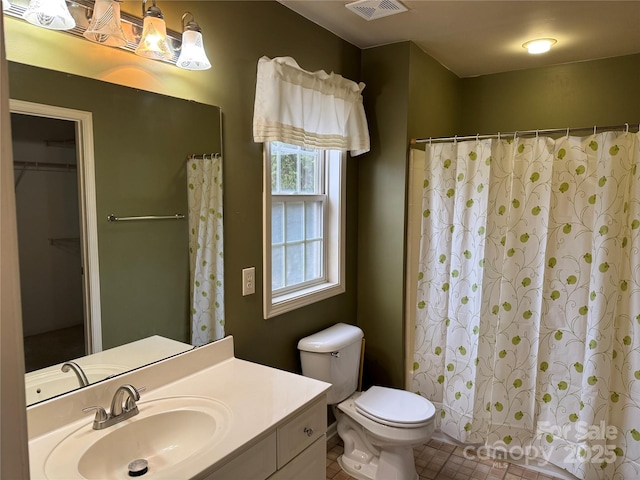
[188, 153, 220, 160]
[13, 160, 77, 170]
[411, 123, 639, 145]
[107, 213, 185, 222]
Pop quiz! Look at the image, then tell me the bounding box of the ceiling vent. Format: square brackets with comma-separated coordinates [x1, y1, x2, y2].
[345, 0, 408, 21]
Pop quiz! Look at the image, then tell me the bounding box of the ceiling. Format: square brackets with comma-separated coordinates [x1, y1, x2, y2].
[278, 1, 640, 78]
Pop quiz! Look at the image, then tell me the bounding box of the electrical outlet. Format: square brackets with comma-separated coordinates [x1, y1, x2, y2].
[242, 267, 255, 296]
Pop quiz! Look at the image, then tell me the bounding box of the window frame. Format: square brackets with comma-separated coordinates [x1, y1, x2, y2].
[263, 142, 346, 319]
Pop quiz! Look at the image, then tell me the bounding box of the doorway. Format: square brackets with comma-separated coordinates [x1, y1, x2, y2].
[10, 100, 101, 372]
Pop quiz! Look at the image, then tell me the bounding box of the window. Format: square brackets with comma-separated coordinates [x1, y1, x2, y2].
[263, 142, 345, 318]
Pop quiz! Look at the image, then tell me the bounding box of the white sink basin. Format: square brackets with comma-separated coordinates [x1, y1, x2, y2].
[43, 396, 232, 479]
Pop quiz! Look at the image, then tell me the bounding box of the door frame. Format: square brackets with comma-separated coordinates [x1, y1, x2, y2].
[10, 99, 102, 353]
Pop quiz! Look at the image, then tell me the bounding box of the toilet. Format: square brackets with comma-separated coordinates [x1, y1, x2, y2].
[298, 323, 435, 480]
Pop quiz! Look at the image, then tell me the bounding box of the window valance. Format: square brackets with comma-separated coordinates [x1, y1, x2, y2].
[253, 56, 370, 156]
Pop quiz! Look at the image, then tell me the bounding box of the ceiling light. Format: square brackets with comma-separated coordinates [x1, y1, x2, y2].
[522, 38, 557, 55]
[23, 0, 76, 30]
[135, 0, 172, 61]
[83, 0, 127, 47]
[176, 12, 211, 71]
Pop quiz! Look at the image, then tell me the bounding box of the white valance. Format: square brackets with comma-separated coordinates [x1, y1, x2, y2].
[253, 56, 370, 156]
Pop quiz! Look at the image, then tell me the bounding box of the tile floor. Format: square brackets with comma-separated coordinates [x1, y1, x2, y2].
[326, 435, 566, 480]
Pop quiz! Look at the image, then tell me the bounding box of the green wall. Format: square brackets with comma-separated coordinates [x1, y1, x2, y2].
[203, 2, 361, 370]
[9, 62, 221, 349]
[358, 43, 459, 388]
[459, 54, 640, 134]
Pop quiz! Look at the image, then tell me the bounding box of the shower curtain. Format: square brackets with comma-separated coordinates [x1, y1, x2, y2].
[412, 131, 640, 480]
[186, 155, 224, 346]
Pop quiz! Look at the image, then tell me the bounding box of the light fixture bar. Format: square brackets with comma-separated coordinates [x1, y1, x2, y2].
[4, 0, 182, 64]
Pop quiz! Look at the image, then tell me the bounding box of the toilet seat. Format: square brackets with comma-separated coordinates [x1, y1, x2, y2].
[354, 386, 435, 428]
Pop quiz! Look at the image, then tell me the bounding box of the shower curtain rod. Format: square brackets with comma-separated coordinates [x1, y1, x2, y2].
[411, 123, 639, 145]
[188, 153, 220, 160]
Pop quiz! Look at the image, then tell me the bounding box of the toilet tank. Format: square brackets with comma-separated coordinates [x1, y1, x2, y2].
[298, 323, 364, 404]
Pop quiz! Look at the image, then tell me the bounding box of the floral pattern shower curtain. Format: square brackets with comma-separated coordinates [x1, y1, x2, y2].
[412, 131, 640, 479]
[187, 155, 224, 346]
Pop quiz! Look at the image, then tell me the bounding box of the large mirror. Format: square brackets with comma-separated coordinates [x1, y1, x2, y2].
[9, 62, 223, 405]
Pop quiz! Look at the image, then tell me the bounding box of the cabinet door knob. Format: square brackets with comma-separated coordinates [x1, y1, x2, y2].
[304, 427, 314, 437]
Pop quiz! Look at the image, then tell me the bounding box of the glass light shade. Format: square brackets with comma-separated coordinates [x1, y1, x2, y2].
[177, 30, 211, 70]
[135, 16, 172, 60]
[23, 0, 76, 30]
[2, 0, 10, 12]
[522, 38, 557, 55]
[83, 0, 127, 47]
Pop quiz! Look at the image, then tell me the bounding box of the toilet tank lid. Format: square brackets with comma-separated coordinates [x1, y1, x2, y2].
[297, 323, 364, 353]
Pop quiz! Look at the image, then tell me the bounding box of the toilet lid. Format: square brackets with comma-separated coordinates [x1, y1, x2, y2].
[354, 386, 435, 427]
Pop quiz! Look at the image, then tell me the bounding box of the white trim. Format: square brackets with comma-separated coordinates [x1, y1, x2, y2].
[9, 99, 102, 353]
[404, 149, 424, 389]
[263, 145, 346, 319]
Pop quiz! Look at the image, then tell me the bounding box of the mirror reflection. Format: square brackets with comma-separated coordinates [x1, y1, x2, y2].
[24, 336, 192, 404]
[9, 62, 223, 405]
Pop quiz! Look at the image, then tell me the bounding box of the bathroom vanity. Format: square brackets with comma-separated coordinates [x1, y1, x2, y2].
[26, 336, 330, 479]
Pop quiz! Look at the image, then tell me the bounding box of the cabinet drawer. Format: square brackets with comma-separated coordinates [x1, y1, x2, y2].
[205, 432, 277, 480]
[269, 435, 326, 480]
[277, 396, 326, 468]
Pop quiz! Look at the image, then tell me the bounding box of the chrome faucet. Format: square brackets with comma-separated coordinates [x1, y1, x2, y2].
[83, 384, 142, 430]
[61, 361, 90, 387]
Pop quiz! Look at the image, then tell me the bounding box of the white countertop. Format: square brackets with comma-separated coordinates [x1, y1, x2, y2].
[27, 336, 330, 479]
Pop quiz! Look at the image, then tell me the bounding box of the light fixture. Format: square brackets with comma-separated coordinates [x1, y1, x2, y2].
[522, 38, 557, 55]
[176, 12, 211, 71]
[135, 0, 172, 61]
[22, 0, 76, 30]
[83, 0, 127, 47]
[2, 0, 10, 13]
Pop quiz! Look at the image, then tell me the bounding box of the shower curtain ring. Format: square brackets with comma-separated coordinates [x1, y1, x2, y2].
[566, 128, 570, 139]
[625, 123, 630, 135]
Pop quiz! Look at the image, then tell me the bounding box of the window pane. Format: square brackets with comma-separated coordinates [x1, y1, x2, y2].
[272, 245, 284, 290]
[285, 243, 304, 286]
[279, 154, 297, 193]
[285, 202, 304, 242]
[305, 240, 322, 281]
[271, 155, 278, 192]
[305, 201, 323, 240]
[272, 202, 284, 244]
[301, 154, 318, 193]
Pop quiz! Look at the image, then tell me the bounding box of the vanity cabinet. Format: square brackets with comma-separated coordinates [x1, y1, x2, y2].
[205, 395, 327, 480]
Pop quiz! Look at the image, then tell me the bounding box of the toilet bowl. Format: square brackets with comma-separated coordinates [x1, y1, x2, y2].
[336, 387, 435, 480]
[298, 323, 435, 480]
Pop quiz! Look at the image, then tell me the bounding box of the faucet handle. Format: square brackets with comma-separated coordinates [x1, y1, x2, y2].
[82, 405, 108, 423]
